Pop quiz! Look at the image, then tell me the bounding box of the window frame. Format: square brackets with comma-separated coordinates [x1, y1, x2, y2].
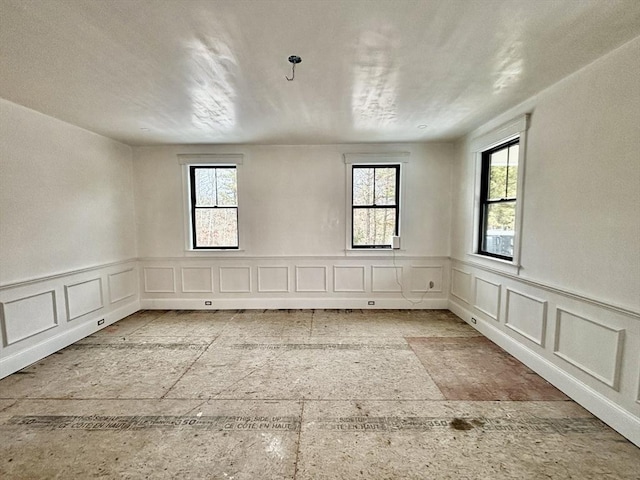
[477, 138, 519, 261]
[469, 114, 529, 274]
[189, 165, 239, 250]
[178, 153, 244, 253]
[351, 164, 400, 249]
[344, 152, 409, 253]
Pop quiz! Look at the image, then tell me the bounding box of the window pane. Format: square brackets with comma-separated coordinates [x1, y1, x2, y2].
[215, 168, 237, 206]
[353, 168, 374, 205]
[483, 201, 515, 257]
[194, 169, 216, 206]
[506, 144, 519, 198]
[194, 208, 238, 247]
[353, 208, 396, 246]
[374, 168, 397, 205]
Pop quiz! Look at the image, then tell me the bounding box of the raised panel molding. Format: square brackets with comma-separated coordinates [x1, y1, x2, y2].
[371, 266, 402, 293]
[334, 266, 365, 292]
[181, 267, 213, 293]
[295, 266, 328, 292]
[451, 268, 471, 303]
[504, 288, 547, 346]
[554, 308, 625, 390]
[219, 267, 251, 293]
[473, 277, 501, 321]
[257, 266, 289, 293]
[411, 266, 443, 293]
[143, 267, 176, 293]
[109, 269, 136, 303]
[1, 291, 58, 346]
[65, 278, 104, 321]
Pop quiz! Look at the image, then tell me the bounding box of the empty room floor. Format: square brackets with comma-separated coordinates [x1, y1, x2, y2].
[0, 309, 638, 479]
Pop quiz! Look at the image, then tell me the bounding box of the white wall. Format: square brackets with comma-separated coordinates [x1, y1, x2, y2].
[133, 143, 453, 309]
[449, 37, 640, 446]
[0, 100, 139, 377]
[451, 37, 640, 312]
[0, 99, 138, 284]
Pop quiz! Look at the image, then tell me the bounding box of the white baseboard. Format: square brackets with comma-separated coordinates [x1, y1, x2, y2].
[140, 297, 449, 310]
[0, 300, 139, 379]
[449, 298, 640, 448]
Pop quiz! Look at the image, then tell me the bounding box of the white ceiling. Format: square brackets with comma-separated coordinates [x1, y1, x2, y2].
[2, 0, 639, 146]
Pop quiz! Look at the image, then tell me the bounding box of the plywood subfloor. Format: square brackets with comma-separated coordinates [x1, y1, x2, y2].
[0, 309, 637, 479]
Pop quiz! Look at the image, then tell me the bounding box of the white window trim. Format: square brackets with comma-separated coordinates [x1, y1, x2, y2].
[178, 154, 245, 254]
[469, 114, 529, 275]
[344, 152, 409, 254]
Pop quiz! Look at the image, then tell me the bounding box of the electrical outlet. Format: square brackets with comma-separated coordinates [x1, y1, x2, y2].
[97, 319, 105, 326]
[471, 317, 477, 324]
[368, 301, 375, 306]
[205, 301, 212, 306]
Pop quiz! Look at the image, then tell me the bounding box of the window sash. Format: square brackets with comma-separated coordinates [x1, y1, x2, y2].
[351, 165, 400, 248]
[478, 139, 519, 261]
[189, 166, 239, 249]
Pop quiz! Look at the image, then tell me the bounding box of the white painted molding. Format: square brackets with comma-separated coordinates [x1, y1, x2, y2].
[257, 266, 290, 293]
[219, 266, 252, 293]
[450, 267, 471, 303]
[504, 288, 547, 347]
[108, 269, 137, 303]
[295, 266, 328, 293]
[451, 258, 639, 319]
[333, 266, 366, 292]
[180, 267, 214, 293]
[449, 298, 640, 448]
[371, 266, 403, 293]
[1, 290, 58, 346]
[64, 277, 104, 321]
[141, 297, 449, 311]
[553, 308, 625, 390]
[410, 266, 443, 293]
[177, 153, 244, 165]
[143, 267, 176, 293]
[343, 152, 410, 164]
[472, 276, 501, 321]
[0, 300, 139, 379]
[0, 258, 138, 290]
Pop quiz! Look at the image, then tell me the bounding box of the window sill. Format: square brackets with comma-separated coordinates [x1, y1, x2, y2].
[466, 253, 521, 275]
[185, 249, 246, 257]
[345, 248, 405, 256]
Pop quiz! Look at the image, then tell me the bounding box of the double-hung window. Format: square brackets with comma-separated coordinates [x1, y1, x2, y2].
[351, 165, 400, 248]
[478, 139, 519, 260]
[189, 165, 238, 249]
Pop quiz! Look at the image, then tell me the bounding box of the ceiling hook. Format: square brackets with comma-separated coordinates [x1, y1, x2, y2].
[285, 55, 302, 81]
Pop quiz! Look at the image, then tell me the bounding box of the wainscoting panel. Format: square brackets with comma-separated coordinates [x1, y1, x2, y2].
[139, 256, 450, 309]
[219, 267, 252, 293]
[505, 289, 547, 346]
[451, 268, 471, 304]
[371, 266, 402, 293]
[448, 258, 640, 447]
[257, 266, 289, 293]
[143, 267, 176, 293]
[181, 267, 213, 293]
[473, 277, 501, 321]
[1, 290, 57, 346]
[411, 266, 443, 293]
[65, 278, 103, 321]
[0, 259, 139, 379]
[334, 266, 366, 293]
[554, 308, 624, 389]
[109, 269, 136, 303]
[295, 266, 328, 292]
